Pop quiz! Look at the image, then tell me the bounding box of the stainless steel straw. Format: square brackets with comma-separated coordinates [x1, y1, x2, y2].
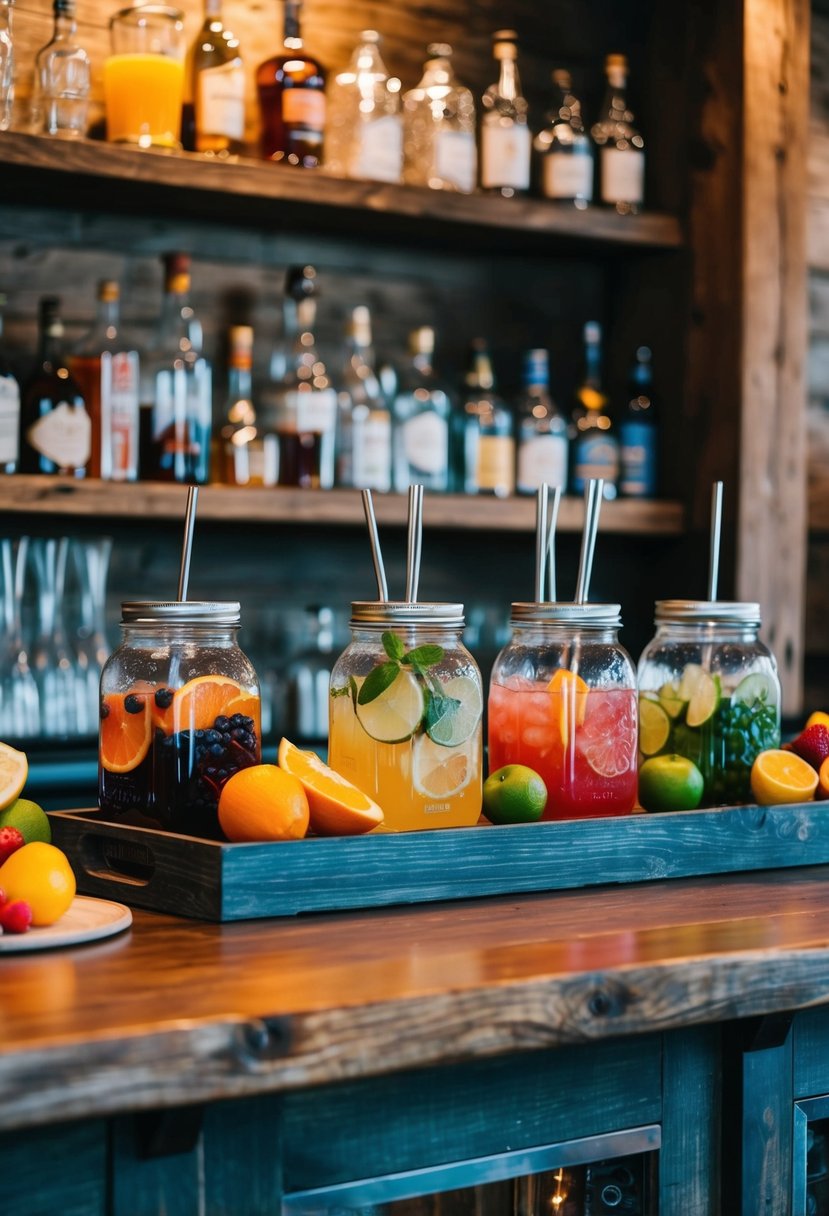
[574, 479, 604, 604]
[534, 483, 549, 602]
[708, 480, 724, 601]
[176, 486, 199, 602]
[405, 484, 424, 603]
[546, 485, 563, 603]
[361, 489, 389, 601]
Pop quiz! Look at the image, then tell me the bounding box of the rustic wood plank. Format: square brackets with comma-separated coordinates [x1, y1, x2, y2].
[0, 1118, 107, 1216]
[658, 1026, 721, 1216]
[793, 1005, 829, 1096]
[110, 1114, 202, 1216]
[202, 1096, 284, 1216]
[740, 1025, 793, 1216]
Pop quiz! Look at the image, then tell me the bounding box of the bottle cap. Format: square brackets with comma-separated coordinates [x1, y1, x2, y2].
[606, 53, 628, 70]
[655, 600, 761, 626]
[286, 264, 318, 301]
[584, 320, 602, 345]
[350, 601, 464, 627]
[409, 326, 435, 356]
[510, 602, 622, 628]
[350, 305, 372, 346]
[552, 68, 572, 90]
[426, 43, 453, 60]
[359, 29, 380, 43]
[229, 325, 254, 350]
[492, 30, 519, 58]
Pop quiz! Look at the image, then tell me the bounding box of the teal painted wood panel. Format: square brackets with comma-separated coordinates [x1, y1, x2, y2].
[0, 1118, 107, 1216]
[742, 1031, 793, 1216]
[658, 1026, 721, 1216]
[203, 1097, 283, 1216]
[794, 1007, 829, 1098]
[110, 1114, 202, 1216]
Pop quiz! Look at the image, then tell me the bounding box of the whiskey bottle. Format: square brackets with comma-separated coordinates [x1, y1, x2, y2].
[30, 0, 90, 138]
[403, 44, 476, 194]
[191, 0, 245, 157]
[0, 294, 19, 473]
[570, 321, 619, 498]
[535, 69, 594, 208]
[619, 345, 658, 497]
[325, 30, 402, 184]
[20, 297, 90, 477]
[217, 325, 265, 486]
[392, 327, 452, 492]
[458, 339, 514, 497]
[480, 30, 531, 198]
[515, 348, 568, 495]
[336, 305, 391, 492]
[591, 54, 645, 214]
[69, 280, 140, 481]
[256, 0, 325, 167]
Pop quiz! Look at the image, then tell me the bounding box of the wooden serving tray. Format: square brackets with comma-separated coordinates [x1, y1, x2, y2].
[48, 803, 829, 922]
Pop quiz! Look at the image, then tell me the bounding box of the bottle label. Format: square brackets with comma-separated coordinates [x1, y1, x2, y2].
[283, 87, 326, 133]
[102, 351, 139, 481]
[620, 420, 658, 497]
[543, 149, 594, 200]
[198, 61, 245, 141]
[281, 388, 337, 433]
[354, 115, 403, 183]
[476, 434, 515, 494]
[353, 413, 392, 490]
[516, 433, 568, 492]
[27, 401, 91, 470]
[601, 147, 645, 204]
[0, 375, 20, 466]
[481, 123, 531, 190]
[573, 432, 620, 490]
[403, 411, 448, 477]
[435, 130, 476, 193]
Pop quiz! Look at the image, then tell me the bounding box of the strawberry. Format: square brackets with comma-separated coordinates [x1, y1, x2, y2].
[0, 899, 32, 934]
[787, 724, 829, 772]
[0, 826, 24, 866]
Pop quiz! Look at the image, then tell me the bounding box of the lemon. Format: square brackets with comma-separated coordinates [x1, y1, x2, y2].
[658, 682, 685, 720]
[426, 675, 483, 748]
[639, 697, 671, 756]
[0, 797, 51, 844]
[678, 664, 721, 728]
[355, 669, 425, 743]
[0, 743, 28, 811]
[483, 765, 547, 824]
[412, 733, 476, 799]
[751, 748, 818, 806]
[638, 754, 705, 813]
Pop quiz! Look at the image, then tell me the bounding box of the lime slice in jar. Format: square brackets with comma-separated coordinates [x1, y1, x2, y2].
[639, 696, 671, 755]
[679, 665, 722, 728]
[426, 675, 483, 747]
[658, 681, 686, 719]
[732, 672, 777, 707]
[355, 669, 425, 743]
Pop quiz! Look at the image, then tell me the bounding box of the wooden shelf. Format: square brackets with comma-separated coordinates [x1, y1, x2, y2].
[0, 131, 684, 254]
[0, 476, 684, 535]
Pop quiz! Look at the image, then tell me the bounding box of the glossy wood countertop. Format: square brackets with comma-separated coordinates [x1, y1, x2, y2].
[5, 867, 829, 1132]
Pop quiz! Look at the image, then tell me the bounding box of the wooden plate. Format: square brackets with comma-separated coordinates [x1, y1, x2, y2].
[0, 895, 132, 953]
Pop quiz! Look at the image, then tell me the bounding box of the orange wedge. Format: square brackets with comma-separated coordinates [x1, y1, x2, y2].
[750, 748, 818, 806]
[100, 692, 152, 773]
[818, 756, 829, 801]
[278, 737, 384, 836]
[172, 675, 252, 734]
[807, 710, 829, 732]
[547, 669, 589, 747]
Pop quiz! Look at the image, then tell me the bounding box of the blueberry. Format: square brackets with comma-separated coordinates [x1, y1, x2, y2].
[231, 727, 247, 742]
[124, 694, 145, 715]
[239, 732, 254, 750]
[241, 716, 254, 731]
[99, 701, 110, 720]
[155, 687, 174, 709]
[209, 743, 224, 757]
[195, 729, 205, 740]
[229, 714, 244, 728]
[205, 729, 221, 745]
[205, 765, 217, 777]
[217, 768, 228, 780]
[214, 716, 230, 731]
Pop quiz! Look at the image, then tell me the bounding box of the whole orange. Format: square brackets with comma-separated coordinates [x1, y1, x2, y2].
[218, 764, 309, 843]
[0, 842, 76, 926]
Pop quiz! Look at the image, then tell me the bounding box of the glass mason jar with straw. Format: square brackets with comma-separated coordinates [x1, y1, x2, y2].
[488, 480, 638, 819]
[637, 482, 781, 808]
[328, 486, 484, 832]
[98, 488, 262, 840]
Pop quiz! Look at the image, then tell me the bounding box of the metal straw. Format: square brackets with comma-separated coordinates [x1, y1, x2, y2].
[708, 480, 724, 601]
[405, 484, 424, 603]
[176, 486, 199, 602]
[361, 489, 389, 602]
[546, 485, 563, 603]
[534, 484, 549, 602]
[574, 479, 604, 604]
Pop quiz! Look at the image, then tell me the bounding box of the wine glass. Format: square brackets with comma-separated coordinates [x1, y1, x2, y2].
[72, 536, 113, 738]
[30, 537, 77, 738]
[0, 537, 40, 740]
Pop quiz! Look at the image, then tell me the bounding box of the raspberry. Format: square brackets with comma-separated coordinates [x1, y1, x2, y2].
[788, 724, 829, 772]
[0, 899, 32, 934]
[0, 826, 24, 866]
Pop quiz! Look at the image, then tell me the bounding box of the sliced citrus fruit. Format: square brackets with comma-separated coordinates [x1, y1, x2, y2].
[413, 733, 476, 799]
[547, 669, 589, 747]
[639, 696, 671, 756]
[426, 675, 483, 747]
[579, 691, 637, 778]
[818, 755, 829, 800]
[100, 692, 152, 773]
[658, 682, 686, 720]
[355, 668, 424, 743]
[278, 737, 384, 835]
[0, 742, 28, 811]
[678, 664, 721, 728]
[172, 675, 250, 734]
[733, 672, 777, 708]
[751, 748, 818, 805]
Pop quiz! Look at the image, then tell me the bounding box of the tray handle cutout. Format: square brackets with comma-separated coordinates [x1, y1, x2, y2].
[79, 832, 156, 887]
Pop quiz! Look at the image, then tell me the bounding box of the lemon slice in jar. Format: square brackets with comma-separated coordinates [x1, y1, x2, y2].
[679, 664, 722, 728]
[639, 696, 671, 756]
[413, 733, 477, 798]
[355, 669, 425, 744]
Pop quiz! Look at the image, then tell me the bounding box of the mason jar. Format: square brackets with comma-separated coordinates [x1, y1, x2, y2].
[488, 603, 638, 819]
[637, 600, 781, 806]
[328, 602, 483, 832]
[98, 601, 261, 839]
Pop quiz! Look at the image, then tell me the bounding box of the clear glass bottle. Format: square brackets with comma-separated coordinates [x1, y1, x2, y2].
[0, 293, 20, 474]
[69, 279, 140, 482]
[458, 338, 514, 497]
[216, 324, 264, 486]
[325, 30, 402, 183]
[336, 305, 391, 492]
[619, 345, 658, 498]
[139, 253, 212, 485]
[328, 601, 483, 832]
[480, 29, 530, 198]
[403, 43, 476, 194]
[535, 69, 594, 208]
[191, 0, 245, 157]
[591, 53, 645, 215]
[30, 0, 90, 138]
[392, 326, 452, 493]
[20, 296, 90, 477]
[256, 0, 325, 167]
[488, 602, 638, 819]
[570, 321, 619, 498]
[98, 600, 262, 839]
[515, 348, 568, 495]
[637, 601, 781, 807]
[0, 0, 13, 133]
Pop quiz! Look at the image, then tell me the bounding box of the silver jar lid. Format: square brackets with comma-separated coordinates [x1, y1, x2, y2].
[655, 599, 761, 625]
[350, 601, 464, 627]
[121, 601, 241, 626]
[510, 602, 622, 627]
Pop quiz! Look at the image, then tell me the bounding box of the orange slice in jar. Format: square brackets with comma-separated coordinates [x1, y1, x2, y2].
[100, 692, 152, 773]
[171, 675, 251, 734]
[547, 669, 589, 747]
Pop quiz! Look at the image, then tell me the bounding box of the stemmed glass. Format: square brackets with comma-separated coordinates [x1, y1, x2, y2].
[30, 537, 77, 738]
[72, 536, 113, 736]
[0, 537, 40, 740]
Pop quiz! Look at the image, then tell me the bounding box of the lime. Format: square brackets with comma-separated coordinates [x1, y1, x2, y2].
[0, 797, 51, 844]
[678, 664, 721, 728]
[638, 754, 705, 813]
[412, 734, 476, 799]
[658, 682, 686, 720]
[0, 742, 28, 811]
[639, 697, 671, 756]
[483, 765, 547, 824]
[355, 669, 425, 743]
[733, 672, 777, 708]
[426, 676, 483, 747]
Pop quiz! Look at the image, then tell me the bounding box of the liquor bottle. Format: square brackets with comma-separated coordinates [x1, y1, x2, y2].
[515, 349, 568, 495]
[216, 325, 266, 486]
[458, 339, 514, 497]
[139, 254, 212, 484]
[535, 69, 594, 208]
[69, 280, 140, 482]
[0, 294, 19, 473]
[480, 30, 531, 198]
[325, 30, 402, 184]
[570, 321, 619, 498]
[336, 305, 391, 492]
[190, 0, 245, 157]
[256, 0, 325, 167]
[20, 297, 90, 477]
[392, 327, 452, 493]
[30, 0, 90, 138]
[402, 44, 476, 194]
[591, 53, 645, 215]
[619, 345, 658, 497]
[259, 265, 337, 488]
[0, 0, 13, 133]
